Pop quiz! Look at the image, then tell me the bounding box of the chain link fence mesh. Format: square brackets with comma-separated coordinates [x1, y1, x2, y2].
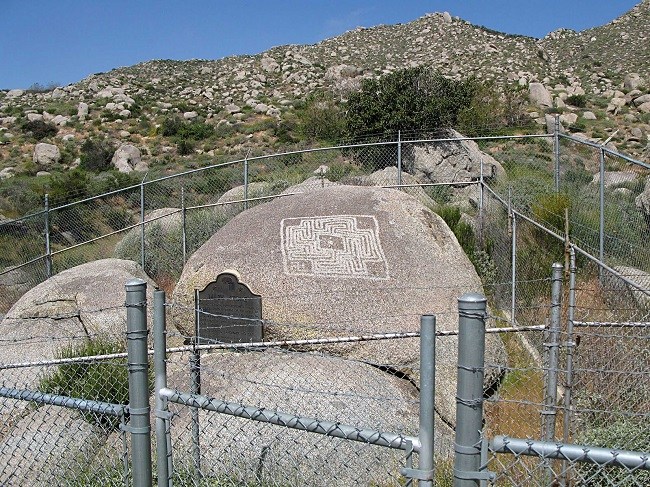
[0, 132, 648, 484]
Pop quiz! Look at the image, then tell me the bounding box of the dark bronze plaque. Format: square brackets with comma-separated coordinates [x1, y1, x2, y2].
[196, 272, 263, 344]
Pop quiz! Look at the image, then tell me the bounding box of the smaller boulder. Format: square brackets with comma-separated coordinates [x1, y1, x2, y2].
[33, 143, 61, 167]
[529, 82, 553, 108]
[111, 144, 146, 173]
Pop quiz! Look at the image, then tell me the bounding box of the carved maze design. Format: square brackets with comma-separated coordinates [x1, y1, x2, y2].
[281, 215, 389, 279]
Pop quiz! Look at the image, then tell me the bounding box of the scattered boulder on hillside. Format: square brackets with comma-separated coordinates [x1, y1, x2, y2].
[33, 143, 61, 167]
[111, 143, 146, 173]
[605, 266, 650, 310]
[166, 350, 442, 483]
[0, 258, 155, 372]
[172, 185, 506, 424]
[406, 131, 505, 185]
[529, 82, 553, 108]
[77, 102, 89, 120]
[635, 176, 650, 226]
[590, 171, 638, 188]
[624, 73, 645, 91]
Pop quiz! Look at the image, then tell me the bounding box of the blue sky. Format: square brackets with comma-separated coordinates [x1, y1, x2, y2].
[0, 0, 640, 90]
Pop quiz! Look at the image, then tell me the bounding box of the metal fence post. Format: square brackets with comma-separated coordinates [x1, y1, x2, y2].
[454, 293, 487, 487]
[191, 289, 202, 478]
[140, 176, 146, 270]
[562, 248, 576, 444]
[181, 187, 187, 265]
[243, 157, 249, 211]
[419, 314, 436, 486]
[509, 187, 517, 324]
[126, 278, 152, 487]
[154, 289, 171, 487]
[543, 263, 563, 443]
[554, 115, 560, 192]
[478, 157, 484, 249]
[44, 193, 52, 278]
[397, 130, 402, 187]
[598, 147, 606, 281]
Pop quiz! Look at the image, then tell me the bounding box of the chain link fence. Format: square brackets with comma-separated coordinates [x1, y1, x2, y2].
[0, 127, 648, 484]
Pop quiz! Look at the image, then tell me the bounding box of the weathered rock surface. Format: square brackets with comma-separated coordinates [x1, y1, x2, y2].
[33, 143, 61, 167]
[407, 131, 505, 185]
[0, 258, 155, 372]
[590, 171, 638, 188]
[529, 82, 553, 107]
[111, 144, 146, 172]
[0, 406, 105, 485]
[636, 176, 650, 226]
[166, 350, 442, 484]
[345, 166, 436, 208]
[172, 185, 506, 424]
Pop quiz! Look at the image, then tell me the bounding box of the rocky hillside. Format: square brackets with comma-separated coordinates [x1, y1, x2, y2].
[0, 1, 648, 212]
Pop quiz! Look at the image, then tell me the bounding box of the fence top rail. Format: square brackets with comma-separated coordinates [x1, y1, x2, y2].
[159, 387, 420, 452]
[491, 435, 650, 470]
[0, 385, 126, 417]
[559, 132, 650, 170]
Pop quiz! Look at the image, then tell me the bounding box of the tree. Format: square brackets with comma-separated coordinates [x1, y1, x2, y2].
[345, 66, 479, 139]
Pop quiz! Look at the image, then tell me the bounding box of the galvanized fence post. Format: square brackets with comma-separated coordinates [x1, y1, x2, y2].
[191, 289, 202, 478]
[126, 278, 152, 487]
[243, 157, 249, 211]
[397, 130, 402, 187]
[44, 193, 52, 278]
[181, 187, 187, 265]
[598, 147, 606, 281]
[140, 175, 146, 270]
[454, 293, 487, 487]
[554, 115, 560, 192]
[419, 314, 436, 486]
[478, 157, 484, 249]
[154, 289, 172, 487]
[562, 248, 576, 444]
[509, 186, 517, 324]
[543, 263, 563, 443]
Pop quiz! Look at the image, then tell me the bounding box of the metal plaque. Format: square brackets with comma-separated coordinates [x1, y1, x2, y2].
[196, 272, 263, 345]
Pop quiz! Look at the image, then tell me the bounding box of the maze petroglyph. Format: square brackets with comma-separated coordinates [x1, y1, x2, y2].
[281, 215, 389, 279]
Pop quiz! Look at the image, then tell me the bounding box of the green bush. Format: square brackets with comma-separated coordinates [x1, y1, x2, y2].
[346, 66, 479, 139]
[296, 91, 346, 143]
[39, 336, 131, 429]
[80, 138, 115, 173]
[48, 168, 92, 205]
[575, 418, 650, 486]
[21, 119, 58, 140]
[177, 138, 195, 155]
[566, 94, 587, 107]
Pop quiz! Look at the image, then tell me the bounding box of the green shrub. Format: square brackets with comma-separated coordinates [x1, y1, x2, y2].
[48, 168, 92, 205]
[566, 94, 587, 108]
[21, 119, 58, 140]
[296, 91, 346, 143]
[177, 138, 195, 155]
[160, 116, 183, 136]
[80, 138, 115, 173]
[38, 336, 131, 429]
[575, 418, 650, 486]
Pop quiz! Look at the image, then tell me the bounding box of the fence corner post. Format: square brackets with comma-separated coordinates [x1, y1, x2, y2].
[126, 278, 152, 487]
[454, 292, 487, 487]
[542, 263, 563, 442]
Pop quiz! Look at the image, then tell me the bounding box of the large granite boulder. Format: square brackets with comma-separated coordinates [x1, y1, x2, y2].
[172, 185, 505, 424]
[166, 349, 449, 484]
[0, 406, 105, 485]
[636, 176, 650, 227]
[406, 131, 506, 185]
[344, 166, 436, 208]
[0, 258, 155, 376]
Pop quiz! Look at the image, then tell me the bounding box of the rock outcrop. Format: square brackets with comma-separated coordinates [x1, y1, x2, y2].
[172, 185, 506, 424]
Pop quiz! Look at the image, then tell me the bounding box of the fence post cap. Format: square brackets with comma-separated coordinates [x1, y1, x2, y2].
[458, 292, 487, 304]
[125, 278, 147, 290]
